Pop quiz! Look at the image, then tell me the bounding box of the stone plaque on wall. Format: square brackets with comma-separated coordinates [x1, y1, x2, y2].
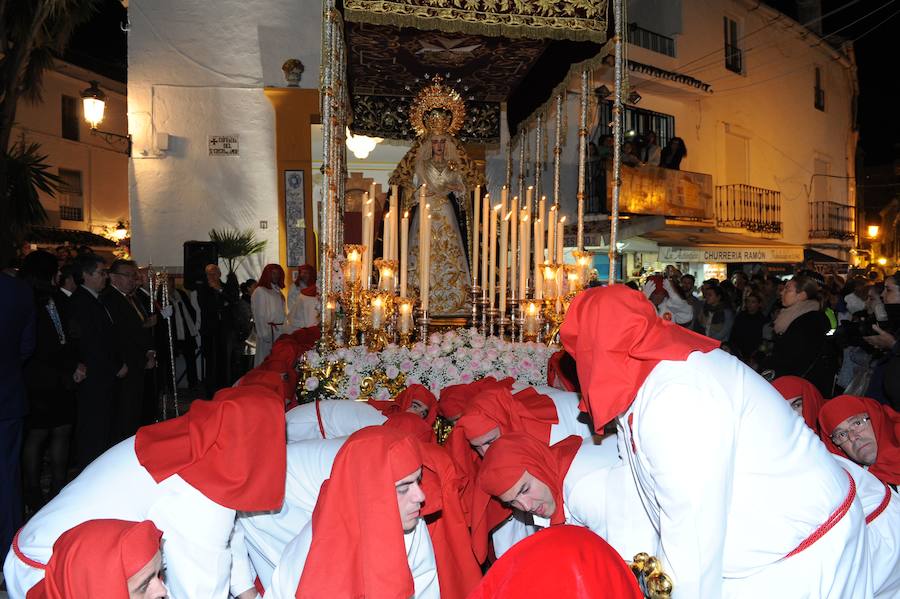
[208, 135, 239, 156]
[285, 170, 306, 267]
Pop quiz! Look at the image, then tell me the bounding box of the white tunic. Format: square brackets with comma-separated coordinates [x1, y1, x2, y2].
[268, 517, 439, 599]
[251, 286, 286, 366]
[285, 287, 319, 332]
[2, 438, 235, 599]
[835, 455, 900, 598]
[619, 349, 872, 599]
[285, 400, 387, 442]
[510, 383, 594, 442]
[237, 438, 346, 591]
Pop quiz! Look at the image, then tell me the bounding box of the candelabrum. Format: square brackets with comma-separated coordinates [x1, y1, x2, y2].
[521, 298, 542, 343]
[571, 249, 594, 287]
[320, 292, 340, 351]
[396, 297, 415, 347]
[507, 293, 519, 341]
[341, 244, 366, 347]
[479, 290, 489, 336]
[374, 258, 398, 294]
[469, 284, 482, 330]
[418, 306, 430, 344]
[361, 290, 394, 352]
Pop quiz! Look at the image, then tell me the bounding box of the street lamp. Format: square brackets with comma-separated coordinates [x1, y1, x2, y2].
[867, 225, 880, 239]
[81, 80, 131, 155]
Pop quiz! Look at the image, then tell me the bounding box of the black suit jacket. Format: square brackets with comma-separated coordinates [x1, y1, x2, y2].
[102, 287, 153, 371]
[67, 286, 120, 381]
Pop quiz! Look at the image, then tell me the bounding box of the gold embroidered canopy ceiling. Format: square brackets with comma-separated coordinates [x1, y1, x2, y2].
[343, 0, 609, 43]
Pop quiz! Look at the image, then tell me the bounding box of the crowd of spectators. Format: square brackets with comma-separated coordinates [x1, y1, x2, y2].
[640, 263, 900, 407]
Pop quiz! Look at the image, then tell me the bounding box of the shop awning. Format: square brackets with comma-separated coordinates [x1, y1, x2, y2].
[644, 222, 804, 263]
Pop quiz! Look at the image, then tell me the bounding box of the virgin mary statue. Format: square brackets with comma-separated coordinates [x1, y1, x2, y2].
[390, 76, 485, 316]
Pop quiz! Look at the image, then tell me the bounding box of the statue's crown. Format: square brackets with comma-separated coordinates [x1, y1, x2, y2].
[409, 75, 466, 138]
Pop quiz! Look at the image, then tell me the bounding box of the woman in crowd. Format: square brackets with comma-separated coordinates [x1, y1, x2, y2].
[865, 272, 900, 408]
[659, 136, 687, 170]
[730, 291, 767, 363]
[769, 273, 836, 396]
[700, 285, 734, 342]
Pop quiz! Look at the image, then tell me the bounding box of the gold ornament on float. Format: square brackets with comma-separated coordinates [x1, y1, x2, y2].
[409, 75, 467, 138]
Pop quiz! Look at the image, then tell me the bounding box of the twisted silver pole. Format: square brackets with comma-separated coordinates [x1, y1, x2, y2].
[609, 0, 624, 284]
[159, 270, 179, 417]
[577, 68, 588, 252]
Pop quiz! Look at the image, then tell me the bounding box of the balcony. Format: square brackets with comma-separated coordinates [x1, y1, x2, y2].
[59, 205, 83, 221]
[715, 184, 782, 237]
[809, 201, 855, 240]
[628, 23, 676, 57]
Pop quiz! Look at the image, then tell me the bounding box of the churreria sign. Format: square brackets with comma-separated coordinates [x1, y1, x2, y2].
[658, 245, 804, 263]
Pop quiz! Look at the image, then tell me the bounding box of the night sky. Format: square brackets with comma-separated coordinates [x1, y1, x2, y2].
[65, 0, 895, 166]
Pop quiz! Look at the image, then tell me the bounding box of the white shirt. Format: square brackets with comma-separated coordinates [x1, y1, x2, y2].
[268, 517, 439, 599]
[285, 400, 387, 442]
[3, 438, 235, 599]
[237, 438, 346, 591]
[286, 286, 320, 332]
[509, 384, 594, 443]
[619, 349, 870, 598]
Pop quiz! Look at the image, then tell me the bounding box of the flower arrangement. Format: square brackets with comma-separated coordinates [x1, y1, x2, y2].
[298, 327, 555, 403]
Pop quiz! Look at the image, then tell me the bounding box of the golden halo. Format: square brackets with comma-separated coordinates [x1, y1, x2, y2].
[409, 75, 467, 138]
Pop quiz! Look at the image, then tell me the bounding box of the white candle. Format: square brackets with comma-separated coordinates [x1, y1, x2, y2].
[510, 196, 518, 301]
[422, 212, 432, 312]
[324, 298, 336, 328]
[537, 196, 546, 262]
[419, 185, 427, 302]
[383, 211, 391, 262]
[472, 185, 480, 287]
[488, 204, 500, 308]
[524, 300, 540, 336]
[481, 193, 490, 293]
[400, 210, 409, 297]
[371, 296, 385, 330]
[525, 186, 534, 222]
[547, 204, 557, 265]
[519, 214, 529, 300]
[499, 209, 511, 316]
[534, 218, 543, 300]
[556, 215, 566, 265]
[398, 301, 412, 334]
[390, 185, 399, 261]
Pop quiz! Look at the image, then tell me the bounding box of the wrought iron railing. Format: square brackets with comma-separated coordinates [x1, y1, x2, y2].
[628, 23, 676, 57]
[809, 200, 855, 240]
[715, 184, 782, 235]
[59, 205, 83, 221]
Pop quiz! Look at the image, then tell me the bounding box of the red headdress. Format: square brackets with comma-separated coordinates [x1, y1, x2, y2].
[819, 395, 900, 485]
[296, 426, 423, 599]
[476, 433, 581, 528]
[438, 376, 514, 421]
[546, 350, 579, 392]
[560, 285, 719, 429]
[383, 411, 435, 443]
[772, 375, 826, 434]
[456, 386, 558, 443]
[294, 264, 318, 297]
[135, 386, 286, 511]
[28, 519, 162, 599]
[238, 369, 292, 404]
[466, 525, 642, 599]
[257, 264, 285, 290]
[370, 384, 438, 428]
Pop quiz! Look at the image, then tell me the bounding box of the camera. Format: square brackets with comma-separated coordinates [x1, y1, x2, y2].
[833, 314, 880, 348]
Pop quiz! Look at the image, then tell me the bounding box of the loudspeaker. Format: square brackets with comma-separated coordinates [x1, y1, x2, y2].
[183, 241, 218, 290]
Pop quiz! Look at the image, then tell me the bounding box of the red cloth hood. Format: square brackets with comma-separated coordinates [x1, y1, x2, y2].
[438, 377, 514, 421]
[819, 395, 900, 485]
[238, 370, 291, 403]
[560, 285, 719, 429]
[295, 264, 318, 297]
[383, 411, 435, 443]
[476, 433, 581, 528]
[135, 386, 287, 511]
[546, 350, 578, 392]
[466, 525, 642, 599]
[772, 375, 826, 434]
[28, 519, 162, 599]
[296, 426, 422, 599]
[257, 263, 285, 290]
[456, 386, 558, 442]
[371, 384, 438, 428]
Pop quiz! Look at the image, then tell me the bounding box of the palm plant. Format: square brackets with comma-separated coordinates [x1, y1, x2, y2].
[209, 227, 268, 275]
[4, 139, 61, 243]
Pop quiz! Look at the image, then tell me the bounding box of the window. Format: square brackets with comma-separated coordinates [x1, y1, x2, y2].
[57, 169, 84, 221]
[628, 23, 676, 57]
[814, 67, 825, 111]
[597, 102, 676, 149]
[61, 95, 79, 141]
[724, 17, 742, 74]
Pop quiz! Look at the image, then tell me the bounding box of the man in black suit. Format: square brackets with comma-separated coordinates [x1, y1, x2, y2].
[103, 259, 156, 441]
[67, 254, 125, 469]
[0, 259, 36, 566]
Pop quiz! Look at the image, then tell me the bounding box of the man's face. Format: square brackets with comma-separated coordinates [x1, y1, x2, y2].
[110, 265, 138, 294]
[83, 262, 109, 293]
[498, 470, 556, 519]
[831, 412, 878, 466]
[703, 288, 718, 305]
[680, 276, 694, 294]
[126, 550, 167, 598]
[883, 277, 900, 305]
[468, 427, 501, 457]
[406, 400, 430, 420]
[649, 289, 667, 307]
[205, 264, 221, 283]
[395, 467, 425, 534]
[745, 295, 761, 314]
[787, 395, 803, 416]
[272, 268, 284, 287]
